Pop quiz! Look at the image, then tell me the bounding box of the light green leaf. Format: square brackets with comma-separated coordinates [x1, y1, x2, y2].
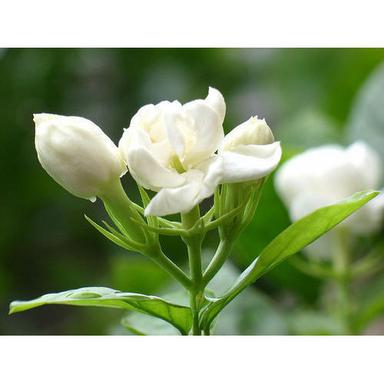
[347, 62, 384, 161]
[10, 287, 192, 335]
[200, 190, 379, 332]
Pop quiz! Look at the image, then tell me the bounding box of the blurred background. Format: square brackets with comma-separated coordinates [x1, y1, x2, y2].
[1, 48, 384, 335]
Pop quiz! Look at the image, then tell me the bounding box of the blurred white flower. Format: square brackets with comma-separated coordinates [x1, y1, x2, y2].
[275, 141, 384, 257]
[119, 88, 282, 216]
[34, 113, 126, 202]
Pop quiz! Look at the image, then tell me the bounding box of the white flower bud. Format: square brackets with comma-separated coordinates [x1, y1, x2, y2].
[34, 113, 127, 202]
[218, 116, 282, 184]
[223, 116, 275, 150]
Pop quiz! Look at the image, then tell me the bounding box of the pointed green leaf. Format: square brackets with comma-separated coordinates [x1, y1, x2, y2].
[200, 190, 379, 331]
[10, 287, 192, 335]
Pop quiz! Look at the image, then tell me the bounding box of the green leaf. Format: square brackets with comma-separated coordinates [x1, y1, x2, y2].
[200, 190, 379, 332]
[10, 287, 192, 335]
[347, 62, 384, 161]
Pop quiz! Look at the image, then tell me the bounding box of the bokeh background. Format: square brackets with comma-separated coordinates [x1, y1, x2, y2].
[1, 48, 384, 334]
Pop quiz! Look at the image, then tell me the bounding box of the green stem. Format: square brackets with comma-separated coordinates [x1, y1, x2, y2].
[149, 246, 192, 290]
[332, 229, 353, 334]
[181, 206, 203, 335]
[202, 239, 233, 286]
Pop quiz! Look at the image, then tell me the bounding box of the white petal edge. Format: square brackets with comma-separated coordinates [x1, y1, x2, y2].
[145, 165, 221, 217]
[219, 142, 282, 184]
[126, 146, 185, 191]
[205, 87, 226, 124]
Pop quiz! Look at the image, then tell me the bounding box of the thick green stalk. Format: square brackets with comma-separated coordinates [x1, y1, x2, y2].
[181, 206, 203, 335]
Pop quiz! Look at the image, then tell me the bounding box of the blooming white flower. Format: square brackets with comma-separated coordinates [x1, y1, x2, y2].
[119, 88, 282, 216]
[34, 113, 127, 202]
[274, 141, 384, 257]
[119, 87, 225, 216]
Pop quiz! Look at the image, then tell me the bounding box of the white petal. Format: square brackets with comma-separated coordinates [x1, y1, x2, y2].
[181, 100, 224, 167]
[346, 141, 382, 188]
[289, 192, 334, 222]
[163, 103, 187, 160]
[274, 145, 346, 208]
[126, 146, 185, 191]
[222, 117, 274, 152]
[205, 87, 226, 124]
[346, 191, 384, 234]
[274, 143, 379, 212]
[219, 142, 282, 183]
[144, 170, 202, 216]
[119, 127, 172, 168]
[145, 166, 220, 217]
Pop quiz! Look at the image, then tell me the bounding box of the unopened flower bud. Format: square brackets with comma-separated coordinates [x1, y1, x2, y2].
[34, 113, 127, 202]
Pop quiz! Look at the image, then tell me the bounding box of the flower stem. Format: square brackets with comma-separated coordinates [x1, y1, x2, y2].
[150, 246, 192, 290]
[332, 229, 353, 334]
[202, 239, 233, 286]
[182, 206, 204, 335]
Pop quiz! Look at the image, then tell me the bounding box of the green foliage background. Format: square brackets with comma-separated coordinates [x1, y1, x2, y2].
[1, 48, 383, 334]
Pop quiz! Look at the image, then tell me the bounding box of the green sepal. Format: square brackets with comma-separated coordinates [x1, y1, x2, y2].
[138, 185, 159, 228]
[85, 215, 140, 251]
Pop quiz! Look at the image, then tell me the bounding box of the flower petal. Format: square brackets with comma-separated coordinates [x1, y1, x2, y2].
[205, 87, 226, 124]
[125, 146, 185, 191]
[163, 103, 187, 160]
[144, 170, 202, 216]
[219, 142, 282, 183]
[346, 141, 382, 188]
[222, 117, 274, 151]
[145, 165, 221, 217]
[181, 100, 224, 168]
